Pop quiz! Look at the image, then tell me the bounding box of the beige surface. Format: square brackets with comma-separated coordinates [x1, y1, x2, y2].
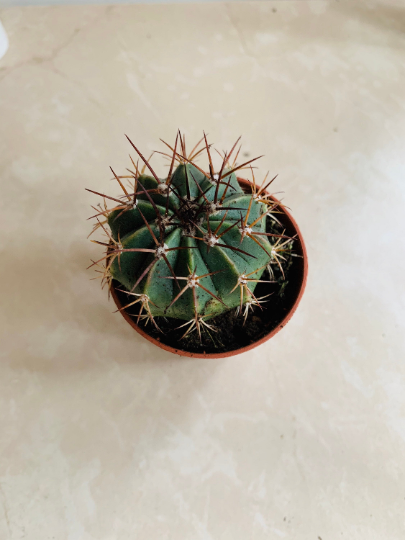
[1, 2, 405, 539]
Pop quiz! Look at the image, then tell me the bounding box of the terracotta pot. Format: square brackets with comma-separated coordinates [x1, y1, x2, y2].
[111, 178, 308, 358]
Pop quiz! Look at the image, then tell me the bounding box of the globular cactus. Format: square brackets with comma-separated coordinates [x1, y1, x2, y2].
[88, 133, 292, 338]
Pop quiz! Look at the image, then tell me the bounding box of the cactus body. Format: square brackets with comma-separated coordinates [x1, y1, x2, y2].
[107, 162, 272, 321]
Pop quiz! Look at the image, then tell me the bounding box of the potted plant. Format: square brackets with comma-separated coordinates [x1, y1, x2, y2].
[87, 133, 307, 358]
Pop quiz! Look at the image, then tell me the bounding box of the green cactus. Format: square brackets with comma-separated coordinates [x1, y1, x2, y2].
[88, 133, 291, 338]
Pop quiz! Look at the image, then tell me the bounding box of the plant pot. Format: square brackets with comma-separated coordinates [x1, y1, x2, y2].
[111, 178, 308, 358]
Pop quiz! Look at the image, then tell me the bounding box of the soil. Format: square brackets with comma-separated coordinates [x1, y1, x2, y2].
[113, 215, 303, 355]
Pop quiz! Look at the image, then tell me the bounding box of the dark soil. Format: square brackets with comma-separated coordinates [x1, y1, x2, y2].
[113, 212, 305, 355]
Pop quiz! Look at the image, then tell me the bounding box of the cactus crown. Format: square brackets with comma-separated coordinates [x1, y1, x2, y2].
[88, 133, 294, 339]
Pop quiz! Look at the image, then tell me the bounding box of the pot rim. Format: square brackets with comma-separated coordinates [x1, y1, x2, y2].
[110, 178, 308, 358]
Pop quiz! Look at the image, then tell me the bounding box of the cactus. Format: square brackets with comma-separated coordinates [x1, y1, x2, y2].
[87, 133, 292, 338]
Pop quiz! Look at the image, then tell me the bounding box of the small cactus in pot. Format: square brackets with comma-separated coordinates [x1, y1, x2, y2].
[87, 133, 294, 340]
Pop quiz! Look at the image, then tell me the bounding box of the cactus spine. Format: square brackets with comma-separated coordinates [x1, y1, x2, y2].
[88, 133, 292, 338]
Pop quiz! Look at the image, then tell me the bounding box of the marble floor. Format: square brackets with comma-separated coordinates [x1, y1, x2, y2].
[0, 2, 404, 539]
